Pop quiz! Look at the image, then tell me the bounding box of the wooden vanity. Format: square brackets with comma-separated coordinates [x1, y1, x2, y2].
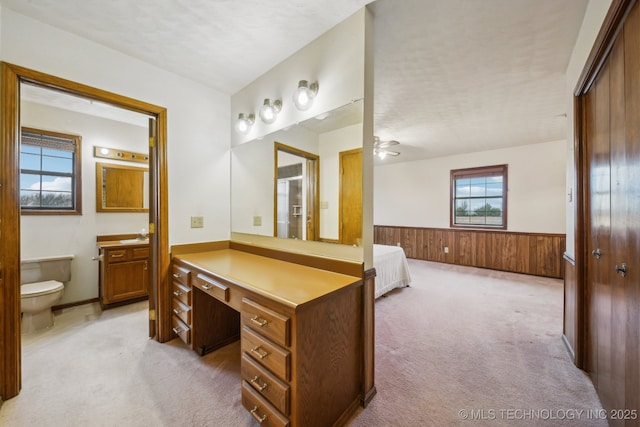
[171, 246, 364, 427]
[96, 235, 150, 309]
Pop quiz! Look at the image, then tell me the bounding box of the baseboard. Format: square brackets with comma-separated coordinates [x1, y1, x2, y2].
[361, 385, 377, 407]
[562, 334, 576, 363]
[52, 298, 99, 312]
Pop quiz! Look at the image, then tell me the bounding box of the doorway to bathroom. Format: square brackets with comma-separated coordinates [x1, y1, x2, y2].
[0, 62, 170, 400]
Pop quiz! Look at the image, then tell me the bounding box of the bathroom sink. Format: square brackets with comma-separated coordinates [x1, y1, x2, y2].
[119, 238, 149, 244]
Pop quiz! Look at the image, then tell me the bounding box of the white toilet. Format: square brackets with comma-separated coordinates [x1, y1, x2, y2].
[20, 255, 74, 333]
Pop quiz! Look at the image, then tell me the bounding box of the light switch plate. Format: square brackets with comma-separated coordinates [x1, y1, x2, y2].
[253, 216, 262, 226]
[190, 216, 204, 228]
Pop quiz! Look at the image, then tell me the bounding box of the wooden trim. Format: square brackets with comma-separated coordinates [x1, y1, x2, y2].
[361, 266, 376, 407]
[0, 62, 170, 398]
[563, 252, 576, 265]
[20, 126, 83, 215]
[374, 225, 565, 278]
[570, 0, 636, 371]
[273, 142, 320, 241]
[170, 241, 230, 256]
[450, 164, 508, 230]
[574, 0, 637, 95]
[93, 146, 149, 164]
[95, 162, 149, 212]
[0, 62, 22, 400]
[229, 241, 363, 277]
[52, 298, 100, 312]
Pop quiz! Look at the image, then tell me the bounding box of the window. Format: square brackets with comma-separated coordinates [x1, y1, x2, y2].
[20, 127, 82, 215]
[451, 164, 507, 229]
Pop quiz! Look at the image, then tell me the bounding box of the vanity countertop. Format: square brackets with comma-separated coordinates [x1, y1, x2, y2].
[97, 239, 149, 248]
[174, 249, 361, 309]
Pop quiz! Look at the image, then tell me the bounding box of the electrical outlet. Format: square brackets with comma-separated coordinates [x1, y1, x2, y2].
[253, 216, 262, 226]
[444, 246, 449, 253]
[190, 216, 204, 228]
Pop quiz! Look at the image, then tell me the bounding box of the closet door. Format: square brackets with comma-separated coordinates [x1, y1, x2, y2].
[618, 5, 640, 414]
[608, 32, 628, 421]
[586, 61, 612, 407]
[584, 3, 640, 424]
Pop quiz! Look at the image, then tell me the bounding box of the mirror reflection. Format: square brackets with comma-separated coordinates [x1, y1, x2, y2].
[232, 100, 363, 244]
[96, 162, 149, 212]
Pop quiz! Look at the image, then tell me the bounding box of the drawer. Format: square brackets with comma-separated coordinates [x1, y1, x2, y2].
[172, 299, 191, 325]
[172, 316, 190, 345]
[106, 249, 129, 263]
[242, 381, 290, 427]
[193, 273, 229, 302]
[241, 353, 290, 415]
[172, 264, 191, 286]
[172, 281, 191, 306]
[242, 298, 290, 347]
[132, 247, 149, 259]
[241, 326, 290, 381]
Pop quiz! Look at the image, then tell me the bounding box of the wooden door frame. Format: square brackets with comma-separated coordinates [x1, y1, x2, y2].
[572, 0, 636, 369]
[0, 62, 171, 399]
[273, 142, 320, 241]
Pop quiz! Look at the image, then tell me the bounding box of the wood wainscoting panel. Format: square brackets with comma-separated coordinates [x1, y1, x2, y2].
[374, 225, 566, 279]
[562, 254, 579, 365]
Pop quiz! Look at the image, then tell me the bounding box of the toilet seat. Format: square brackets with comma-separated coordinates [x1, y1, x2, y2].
[21, 280, 64, 298]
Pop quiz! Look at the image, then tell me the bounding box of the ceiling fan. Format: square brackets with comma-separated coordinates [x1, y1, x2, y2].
[373, 136, 400, 159]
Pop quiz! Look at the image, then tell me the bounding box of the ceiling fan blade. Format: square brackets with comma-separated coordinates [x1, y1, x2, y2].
[375, 139, 400, 149]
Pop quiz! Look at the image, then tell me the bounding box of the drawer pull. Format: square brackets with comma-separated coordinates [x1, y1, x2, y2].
[201, 283, 214, 290]
[250, 375, 268, 391]
[111, 254, 124, 258]
[173, 273, 182, 278]
[250, 316, 268, 327]
[251, 346, 269, 360]
[173, 290, 183, 297]
[173, 308, 183, 315]
[250, 406, 267, 424]
[172, 327, 183, 334]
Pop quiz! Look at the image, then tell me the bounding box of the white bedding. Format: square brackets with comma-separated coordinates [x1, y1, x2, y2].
[373, 244, 411, 298]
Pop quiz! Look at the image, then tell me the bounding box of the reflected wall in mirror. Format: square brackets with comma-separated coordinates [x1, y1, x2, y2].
[232, 100, 363, 244]
[96, 162, 149, 212]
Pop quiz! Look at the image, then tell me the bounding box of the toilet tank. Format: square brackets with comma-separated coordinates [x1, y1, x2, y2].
[20, 255, 74, 285]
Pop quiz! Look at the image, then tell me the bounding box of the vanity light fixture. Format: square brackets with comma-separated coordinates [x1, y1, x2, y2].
[235, 113, 255, 134]
[258, 98, 282, 124]
[293, 80, 319, 111]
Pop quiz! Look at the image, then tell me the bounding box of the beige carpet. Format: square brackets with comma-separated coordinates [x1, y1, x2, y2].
[0, 259, 605, 427]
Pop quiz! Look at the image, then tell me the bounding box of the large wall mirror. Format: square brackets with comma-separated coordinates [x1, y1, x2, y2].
[231, 99, 363, 246]
[96, 162, 149, 212]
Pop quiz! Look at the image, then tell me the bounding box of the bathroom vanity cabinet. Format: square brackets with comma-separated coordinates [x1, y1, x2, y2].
[96, 238, 149, 309]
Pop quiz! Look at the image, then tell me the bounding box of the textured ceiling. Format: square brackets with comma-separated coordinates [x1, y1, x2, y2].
[3, 0, 589, 164]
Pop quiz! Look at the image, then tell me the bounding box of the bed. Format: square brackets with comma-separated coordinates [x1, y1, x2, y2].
[373, 244, 412, 298]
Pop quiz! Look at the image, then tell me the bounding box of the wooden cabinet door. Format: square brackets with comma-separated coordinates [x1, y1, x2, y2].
[104, 259, 148, 303]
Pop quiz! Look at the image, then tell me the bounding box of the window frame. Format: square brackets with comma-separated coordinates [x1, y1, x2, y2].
[450, 164, 507, 230]
[20, 126, 82, 215]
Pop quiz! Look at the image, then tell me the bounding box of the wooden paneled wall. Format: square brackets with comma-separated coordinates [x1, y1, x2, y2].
[562, 254, 579, 365]
[374, 225, 566, 279]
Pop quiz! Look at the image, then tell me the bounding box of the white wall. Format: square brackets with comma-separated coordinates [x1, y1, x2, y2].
[230, 8, 371, 262]
[564, 0, 612, 257]
[1, 7, 232, 304]
[20, 101, 149, 303]
[0, 7, 231, 253]
[231, 9, 366, 147]
[374, 140, 567, 234]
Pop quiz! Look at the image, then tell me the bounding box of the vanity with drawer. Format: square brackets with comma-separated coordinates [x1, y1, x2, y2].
[171, 248, 363, 427]
[96, 236, 150, 309]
